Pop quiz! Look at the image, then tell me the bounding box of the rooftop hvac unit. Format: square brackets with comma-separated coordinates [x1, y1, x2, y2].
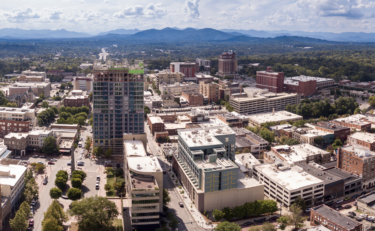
[208, 154, 217, 163]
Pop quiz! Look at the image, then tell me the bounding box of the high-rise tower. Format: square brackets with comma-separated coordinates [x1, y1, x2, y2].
[92, 61, 145, 154]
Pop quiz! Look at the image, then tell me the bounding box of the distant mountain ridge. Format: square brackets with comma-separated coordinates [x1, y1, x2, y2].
[0, 28, 91, 39]
[97, 29, 141, 36]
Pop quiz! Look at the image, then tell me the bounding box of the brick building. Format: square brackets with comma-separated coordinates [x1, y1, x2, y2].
[170, 62, 196, 78]
[147, 116, 165, 135]
[217, 51, 238, 77]
[64, 95, 90, 107]
[199, 80, 219, 104]
[0, 108, 36, 139]
[284, 76, 336, 97]
[217, 113, 243, 128]
[181, 90, 204, 106]
[256, 67, 284, 93]
[348, 132, 375, 151]
[315, 122, 351, 142]
[310, 205, 362, 231]
[331, 115, 371, 131]
[338, 146, 375, 189]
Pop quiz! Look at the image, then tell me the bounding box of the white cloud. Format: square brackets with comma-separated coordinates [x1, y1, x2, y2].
[185, 0, 200, 19]
[104, 0, 109, 3]
[79, 0, 85, 3]
[4, 6, 40, 23]
[114, 3, 166, 19]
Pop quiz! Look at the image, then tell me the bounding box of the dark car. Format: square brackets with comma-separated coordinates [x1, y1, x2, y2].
[254, 218, 266, 223]
[30, 200, 36, 206]
[178, 202, 183, 207]
[348, 214, 355, 218]
[43, 178, 48, 185]
[352, 194, 359, 199]
[349, 211, 356, 216]
[268, 216, 278, 221]
[67, 162, 71, 166]
[242, 221, 254, 227]
[354, 202, 357, 206]
[105, 164, 112, 167]
[334, 204, 342, 209]
[344, 205, 352, 209]
[325, 201, 334, 206]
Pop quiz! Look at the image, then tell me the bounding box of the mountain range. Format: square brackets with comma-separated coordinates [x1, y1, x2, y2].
[1, 27, 375, 43]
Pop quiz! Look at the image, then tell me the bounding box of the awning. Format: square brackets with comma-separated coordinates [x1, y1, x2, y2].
[60, 150, 71, 153]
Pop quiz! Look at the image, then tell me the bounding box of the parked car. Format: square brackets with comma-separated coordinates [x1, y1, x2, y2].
[61, 195, 68, 199]
[254, 218, 266, 223]
[50, 158, 57, 162]
[30, 200, 36, 206]
[39, 155, 45, 158]
[305, 208, 311, 212]
[67, 162, 71, 166]
[334, 204, 342, 209]
[242, 221, 254, 227]
[336, 199, 343, 203]
[96, 176, 100, 181]
[354, 202, 357, 206]
[30, 206, 34, 214]
[344, 196, 351, 201]
[32, 155, 38, 158]
[348, 214, 354, 218]
[178, 202, 183, 207]
[349, 211, 356, 216]
[95, 184, 99, 190]
[344, 205, 352, 209]
[268, 216, 278, 221]
[352, 194, 359, 199]
[29, 219, 34, 226]
[325, 201, 334, 206]
[48, 161, 54, 165]
[43, 178, 48, 185]
[354, 217, 363, 221]
[15, 156, 21, 159]
[37, 161, 43, 164]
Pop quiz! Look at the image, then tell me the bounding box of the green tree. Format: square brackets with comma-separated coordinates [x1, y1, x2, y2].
[233, 205, 246, 219]
[51, 106, 58, 114]
[215, 221, 241, 231]
[41, 101, 49, 108]
[105, 148, 112, 158]
[104, 184, 112, 192]
[144, 105, 151, 118]
[241, 148, 251, 153]
[10, 209, 28, 231]
[259, 128, 275, 143]
[332, 138, 343, 150]
[293, 196, 307, 211]
[76, 116, 85, 126]
[169, 217, 179, 230]
[6, 102, 17, 107]
[43, 199, 68, 227]
[56, 170, 68, 181]
[42, 218, 64, 231]
[20, 201, 31, 219]
[213, 209, 225, 221]
[72, 170, 87, 181]
[369, 96, 375, 107]
[354, 107, 361, 114]
[262, 222, 277, 231]
[292, 120, 306, 127]
[93, 146, 103, 157]
[50, 187, 62, 199]
[67, 188, 82, 200]
[261, 200, 278, 215]
[68, 196, 119, 230]
[55, 177, 67, 190]
[35, 163, 46, 173]
[277, 216, 289, 230]
[42, 136, 58, 154]
[85, 137, 91, 153]
[71, 178, 82, 188]
[288, 204, 305, 229]
[163, 188, 171, 205]
[222, 207, 235, 221]
[24, 177, 39, 203]
[314, 136, 324, 146]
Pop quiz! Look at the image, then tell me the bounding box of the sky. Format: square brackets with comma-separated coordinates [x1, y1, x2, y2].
[1, 0, 375, 34]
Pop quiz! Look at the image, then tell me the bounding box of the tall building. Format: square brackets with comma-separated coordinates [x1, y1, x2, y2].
[217, 51, 238, 77]
[170, 62, 196, 78]
[256, 67, 284, 93]
[199, 80, 219, 103]
[172, 126, 264, 212]
[92, 62, 145, 155]
[0, 107, 36, 139]
[196, 58, 211, 71]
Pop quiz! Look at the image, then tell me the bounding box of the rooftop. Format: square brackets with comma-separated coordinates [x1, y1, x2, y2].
[236, 168, 263, 189]
[246, 131, 268, 143]
[286, 76, 334, 83]
[306, 225, 331, 231]
[235, 153, 261, 173]
[312, 205, 361, 230]
[255, 163, 323, 190]
[65, 95, 88, 100]
[5, 133, 28, 139]
[124, 140, 147, 157]
[302, 129, 332, 138]
[323, 167, 362, 184]
[231, 127, 252, 136]
[248, 111, 302, 124]
[0, 107, 35, 114]
[273, 144, 330, 164]
[131, 175, 159, 190]
[9, 82, 50, 87]
[333, 114, 369, 126]
[128, 156, 162, 173]
[269, 124, 293, 131]
[341, 145, 375, 159]
[60, 139, 74, 149]
[358, 192, 375, 204]
[164, 123, 187, 130]
[315, 122, 349, 131]
[179, 126, 235, 148]
[149, 116, 164, 124]
[350, 132, 375, 143]
[236, 137, 256, 148]
[296, 163, 343, 186]
[0, 164, 27, 187]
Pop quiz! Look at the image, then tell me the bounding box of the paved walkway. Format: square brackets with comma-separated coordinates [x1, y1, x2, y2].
[166, 170, 216, 230]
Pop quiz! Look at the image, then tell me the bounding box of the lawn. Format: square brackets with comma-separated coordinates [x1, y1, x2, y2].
[106, 174, 116, 197]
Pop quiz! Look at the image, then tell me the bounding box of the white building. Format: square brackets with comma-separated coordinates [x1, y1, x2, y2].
[285, 76, 336, 89]
[248, 110, 303, 126]
[253, 163, 324, 207]
[28, 129, 53, 148]
[80, 63, 93, 69]
[159, 82, 199, 96]
[0, 164, 27, 211]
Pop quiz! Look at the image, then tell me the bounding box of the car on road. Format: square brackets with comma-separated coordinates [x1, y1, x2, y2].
[336, 199, 343, 203]
[348, 214, 354, 218]
[40, 155, 45, 158]
[325, 201, 334, 206]
[67, 162, 71, 166]
[268, 216, 278, 221]
[77, 161, 84, 166]
[61, 195, 68, 199]
[178, 202, 183, 207]
[43, 178, 48, 185]
[96, 184, 99, 190]
[105, 164, 112, 167]
[48, 161, 54, 165]
[29, 219, 34, 226]
[50, 158, 57, 162]
[352, 194, 359, 199]
[254, 218, 266, 223]
[344, 205, 352, 209]
[344, 196, 351, 201]
[97, 176, 100, 181]
[241, 221, 254, 227]
[349, 211, 356, 216]
[354, 217, 363, 221]
[354, 202, 357, 206]
[30, 206, 34, 214]
[15, 156, 21, 159]
[334, 204, 342, 209]
[37, 161, 43, 164]
[305, 208, 311, 212]
[32, 155, 38, 158]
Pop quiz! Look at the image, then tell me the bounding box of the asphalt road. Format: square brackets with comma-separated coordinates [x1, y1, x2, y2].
[144, 122, 205, 231]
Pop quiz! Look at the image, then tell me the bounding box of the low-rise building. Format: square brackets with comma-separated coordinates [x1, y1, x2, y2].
[147, 116, 165, 135]
[159, 82, 199, 96]
[161, 94, 180, 108]
[235, 131, 268, 154]
[38, 99, 62, 109]
[72, 77, 93, 92]
[199, 80, 219, 104]
[156, 71, 185, 87]
[338, 146, 375, 188]
[248, 110, 303, 127]
[315, 122, 351, 142]
[291, 126, 334, 145]
[322, 167, 362, 195]
[253, 162, 324, 207]
[284, 76, 336, 97]
[0, 164, 27, 230]
[123, 138, 163, 228]
[28, 129, 53, 149]
[181, 90, 204, 106]
[331, 114, 371, 131]
[357, 192, 375, 216]
[64, 95, 90, 107]
[4, 133, 29, 156]
[265, 144, 331, 165]
[235, 153, 260, 177]
[144, 95, 163, 109]
[230, 87, 301, 115]
[8, 82, 51, 98]
[348, 132, 375, 151]
[310, 205, 362, 231]
[217, 113, 243, 128]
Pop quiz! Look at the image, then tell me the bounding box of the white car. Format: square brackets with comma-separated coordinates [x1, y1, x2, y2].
[336, 199, 343, 204]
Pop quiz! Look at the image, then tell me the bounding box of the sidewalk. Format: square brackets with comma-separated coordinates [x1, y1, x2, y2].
[167, 170, 216, 230]
[34, 164, 53, 189]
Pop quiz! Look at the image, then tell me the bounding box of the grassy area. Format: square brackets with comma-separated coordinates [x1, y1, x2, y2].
[106, 174, 116, 197]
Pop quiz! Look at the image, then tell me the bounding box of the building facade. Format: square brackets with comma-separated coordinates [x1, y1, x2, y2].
[92, 62, 144, 155]
[72, 77, 93, 92]
[331, 115, 371, 131]
[348, 132, 375, 151]
[63, 95, 90, 107]
[199, 81, 219, 104]
[156, 71, 184, 87]
[181, 90, 204, 106]
[170, 62, 196, 78]
[0, 108, 35, 139]
[315, 122, 351, 142]
[217, 51, 238, 77]
[159, 82, 199, 96]
[256, 67, 284, 93]
[284, 76, 336, 97]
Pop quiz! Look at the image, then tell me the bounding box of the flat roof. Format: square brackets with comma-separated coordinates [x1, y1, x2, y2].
[302, 129, 332, 137]
[9, 82, 50, 87]
[231, 127, 252, 136]
[164, 123, 187, 130]
[256, 164, 323, 190]
[334, 114, 369, 126]
[273, 144, 330, 164]
[124, 140, 147, 157]
[358, 192, 375, 204]
[179, 126, 235, 148]
[297, 163, 343, 185]
[249, 111, 302, 124]
[341, 145, 375, 159]
[312, 205, 361, 230]
[324, 167, 362, 184]
[149, 116, 164, 124]
[0, 164, 27, 187]
[269, 124, 293, 131]
[5, 133, 28, 139]
[236, 137, 255, 148]
[235, 153, 261, 173]
[236, 168, 263, 189]
[128, 156, 162, 173]
[286, 76, 334, 83]
[350, 132, 375, 143]
[0, 107, 35, 114]
[315, 122, 349, 131]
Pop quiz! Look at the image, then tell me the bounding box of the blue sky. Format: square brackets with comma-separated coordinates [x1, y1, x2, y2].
[1, 0, 375, 33]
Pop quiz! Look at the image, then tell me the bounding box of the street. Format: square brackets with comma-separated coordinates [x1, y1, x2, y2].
[144, 121, 206, 231]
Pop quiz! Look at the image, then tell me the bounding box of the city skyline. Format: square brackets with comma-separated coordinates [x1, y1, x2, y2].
[1, 0, 375, 33]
